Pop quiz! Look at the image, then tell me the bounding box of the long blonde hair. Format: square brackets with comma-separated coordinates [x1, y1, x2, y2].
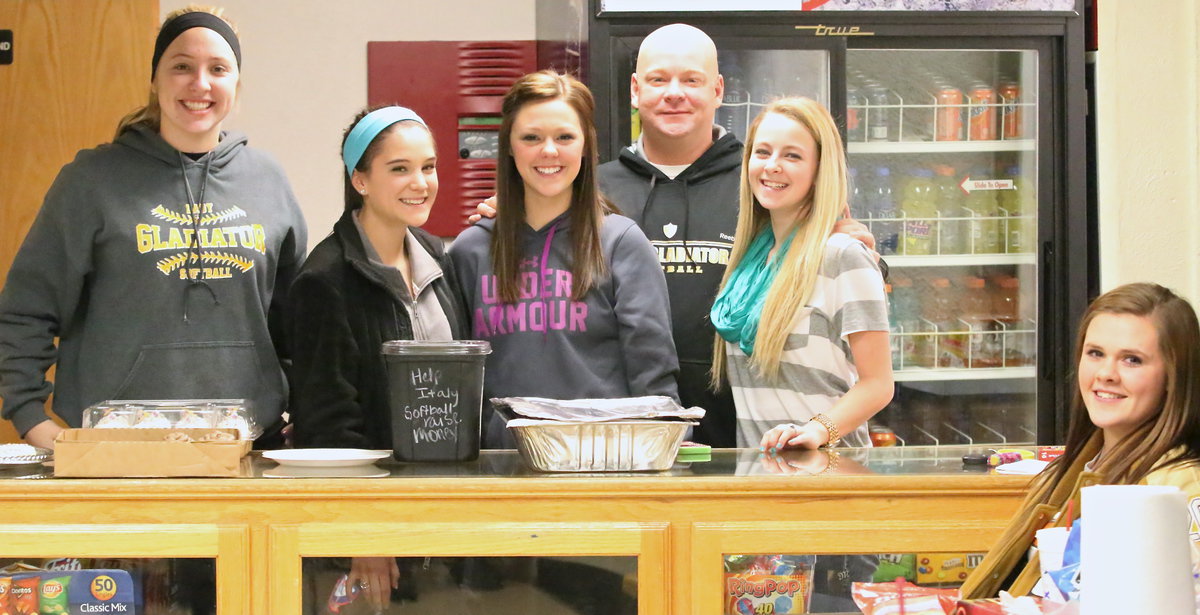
[710, 97, 848, 385]
[114, 6, 237, 139]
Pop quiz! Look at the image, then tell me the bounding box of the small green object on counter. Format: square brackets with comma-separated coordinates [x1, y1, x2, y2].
[677, 442, 711, 463]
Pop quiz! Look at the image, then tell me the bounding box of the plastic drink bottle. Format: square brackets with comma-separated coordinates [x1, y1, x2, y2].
[849, 167, 866, 219]
[932, 164, 965, 254]
[961, 276, 999, 368]
[847, 83, 867, 142]
[925, 277, 965, 368]
[964, 169, 1002, 254]
[865, 81, 891, 142]
[999, 164, 1035, 253]
[718, 76, 747, 138]
[869, 166, 899, 255]
[889, 275, 923, 368]
[901, 168, 938, 255]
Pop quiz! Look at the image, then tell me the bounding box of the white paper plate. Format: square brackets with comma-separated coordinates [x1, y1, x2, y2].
[263, 464, 389, 479]
[262, 448, 390, 468]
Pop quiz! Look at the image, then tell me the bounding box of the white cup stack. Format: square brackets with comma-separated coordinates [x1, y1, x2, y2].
[1081, 484, 1194, 615]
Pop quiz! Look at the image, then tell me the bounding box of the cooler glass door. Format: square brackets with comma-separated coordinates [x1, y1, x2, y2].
[846, 47, 1041, 447]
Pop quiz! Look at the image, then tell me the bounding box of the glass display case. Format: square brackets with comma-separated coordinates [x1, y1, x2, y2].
[1, 449, 1027, 614]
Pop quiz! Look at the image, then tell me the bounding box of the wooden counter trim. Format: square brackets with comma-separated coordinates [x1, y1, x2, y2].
[3, 474, 1032, 500]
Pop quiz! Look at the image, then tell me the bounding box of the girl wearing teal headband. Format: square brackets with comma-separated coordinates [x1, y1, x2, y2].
[288, 105, 468, 610]
[710, 97, 892, 451]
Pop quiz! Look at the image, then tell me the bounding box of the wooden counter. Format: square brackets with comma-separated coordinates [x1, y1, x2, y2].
[0, 446, 1029, 614]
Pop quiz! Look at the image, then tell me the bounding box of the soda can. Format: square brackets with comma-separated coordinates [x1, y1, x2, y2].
[1000, 81, 1022, 139]
[935, 85, 964, 141]
[968, 83, 997, 141]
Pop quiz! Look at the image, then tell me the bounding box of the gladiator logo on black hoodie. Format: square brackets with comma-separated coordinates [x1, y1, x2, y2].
[134, 201, 267, 280]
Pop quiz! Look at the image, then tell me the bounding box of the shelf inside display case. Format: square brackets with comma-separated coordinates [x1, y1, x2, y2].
[884, 253, 1036, 267]
[895, 366, 1035, 382]
[849, 138, 1036, 154]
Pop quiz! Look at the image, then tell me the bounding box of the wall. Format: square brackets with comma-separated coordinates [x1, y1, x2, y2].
[1095, 0, 1200, 304]
[160, 0, 537, 248]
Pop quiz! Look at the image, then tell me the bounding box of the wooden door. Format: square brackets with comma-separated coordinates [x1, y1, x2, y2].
[0, 0, 158, 444]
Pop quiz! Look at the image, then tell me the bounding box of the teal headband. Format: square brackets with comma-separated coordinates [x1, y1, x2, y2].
[342, 106, 427, 176]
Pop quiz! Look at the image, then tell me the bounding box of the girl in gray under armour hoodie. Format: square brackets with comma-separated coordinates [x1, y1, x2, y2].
[0, 122, 307, 445]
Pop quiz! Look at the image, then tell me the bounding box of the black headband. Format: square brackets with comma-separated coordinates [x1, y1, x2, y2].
[150, 12, 241, 80]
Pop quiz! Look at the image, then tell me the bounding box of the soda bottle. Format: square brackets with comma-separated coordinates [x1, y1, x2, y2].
[999, 164, 1036, 253]
[718, 76, 747, 138]
[992, 275, 1032, 367]
[925, 277, 965, 368]
[900, 168, 938, 255]
[865, 81, 892, 142]
[961, 276, 1000, 368]
[932, 164, 966, 254]
[964, 168, 1002, 254]
[885, 283, 900, 369]
[890, 275, 924, 368]
[999, 80, 1022, 139]
[935, 83, 964, 141]
[869, 166, 899, 255]
[968, 82, 997, 141]
[849, 167, 869, 219]
[846, 83, 867, 142]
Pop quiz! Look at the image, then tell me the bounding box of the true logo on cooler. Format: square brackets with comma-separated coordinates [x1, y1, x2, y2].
[91, 575, 118, 601]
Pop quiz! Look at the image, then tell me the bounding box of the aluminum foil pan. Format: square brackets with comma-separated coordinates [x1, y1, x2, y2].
[507, 419, 693, 472]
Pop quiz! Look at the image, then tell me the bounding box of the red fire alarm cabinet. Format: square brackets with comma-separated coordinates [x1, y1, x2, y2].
[368, 40, 537, 238]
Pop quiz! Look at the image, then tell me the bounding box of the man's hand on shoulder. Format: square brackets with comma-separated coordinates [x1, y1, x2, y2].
[834, 204, 881, 263]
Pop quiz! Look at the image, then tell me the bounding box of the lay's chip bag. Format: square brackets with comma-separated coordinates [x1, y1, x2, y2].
[38, 574, 70, 615]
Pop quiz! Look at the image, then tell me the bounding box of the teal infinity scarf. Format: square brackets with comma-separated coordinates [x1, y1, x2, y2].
[711, 228, 795, 356]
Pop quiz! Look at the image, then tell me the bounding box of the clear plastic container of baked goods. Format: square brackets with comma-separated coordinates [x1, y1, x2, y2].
[82, 399, 258, 440]
[507, 419, 694, 472]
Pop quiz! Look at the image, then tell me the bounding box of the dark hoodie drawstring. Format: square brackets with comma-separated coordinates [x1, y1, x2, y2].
[538, 220, 560, 341]
[640, 173, 694, 264]
[179, 152, 220, 323]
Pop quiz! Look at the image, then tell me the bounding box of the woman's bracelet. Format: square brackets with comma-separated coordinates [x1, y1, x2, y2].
[808, 413, 841, 448]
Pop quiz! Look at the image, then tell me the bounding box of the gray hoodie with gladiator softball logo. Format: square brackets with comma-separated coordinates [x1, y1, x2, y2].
[0, 124, 306, 437]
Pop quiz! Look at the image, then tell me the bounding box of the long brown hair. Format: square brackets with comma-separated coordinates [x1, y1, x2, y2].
[493, 70, 615, 303]
[710, 97, 849, 386]
[1043, 282, 1200, 489]
[114, 5, 238, 139]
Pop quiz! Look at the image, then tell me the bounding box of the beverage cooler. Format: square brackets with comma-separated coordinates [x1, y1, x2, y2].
[538, 0, 1091, 447]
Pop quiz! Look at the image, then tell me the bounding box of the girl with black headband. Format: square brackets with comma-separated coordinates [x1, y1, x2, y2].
[0, 6, 307, 449]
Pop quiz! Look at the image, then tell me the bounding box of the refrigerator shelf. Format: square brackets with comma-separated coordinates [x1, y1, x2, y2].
[894, 366, 1036, 382]
[848, 139, 1036, 154]
[884, 253, 1036, 267]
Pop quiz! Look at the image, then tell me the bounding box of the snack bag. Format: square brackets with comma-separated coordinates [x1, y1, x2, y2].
[11, 574, 40, 615]
[326, 574, 361, 614]
[915, 553, 985, 586]
[851, 579, 958, 615]
[66, 570, 136, 615]
[1, 574, 12, 615]
[724, 556, 815, 614]
[38, 574, 69, 615]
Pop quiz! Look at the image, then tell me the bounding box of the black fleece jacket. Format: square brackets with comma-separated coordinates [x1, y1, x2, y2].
[597, 133, 743, 446]
[287, 211, 467, 449]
